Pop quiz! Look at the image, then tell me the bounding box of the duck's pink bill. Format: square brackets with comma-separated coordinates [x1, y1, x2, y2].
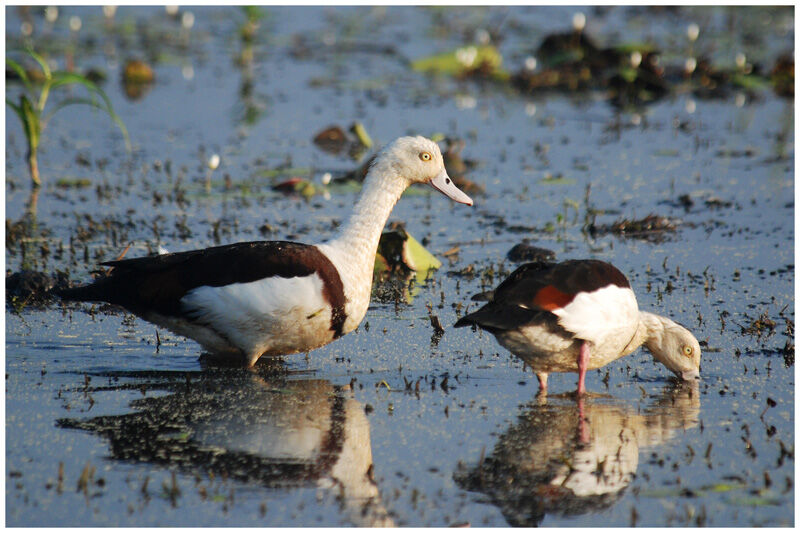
[430, 169, 473, 206]
[681, 369, 700, 381]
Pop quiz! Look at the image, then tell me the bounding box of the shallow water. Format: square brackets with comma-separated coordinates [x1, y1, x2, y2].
[5, 6, 794, 526]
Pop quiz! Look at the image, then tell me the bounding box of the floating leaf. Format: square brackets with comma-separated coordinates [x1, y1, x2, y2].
[412, 45, 509, 81]
[377, 225, 441, 273]
[731, 73, 769, 90]
[403, 232, 441, 271]
[55, 177, 92, 188]
[373, 252, 390, 276]
[706, 482, 746, 493]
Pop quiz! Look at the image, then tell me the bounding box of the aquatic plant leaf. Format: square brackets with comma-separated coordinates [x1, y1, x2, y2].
[374, 252, 389, 275]
[706, 482, 746, 493]
[28, 49, 51, 78]
[411, 45, 508, 81]
[19, 95, 40, 152]
[350, 122, 373, 148]
[5, 57, 34, 95]
[55, 177, 92, 188]
[376, 227, 441, 273]
[403, 232, 442, 271]
[618, 66, 638, 83]
[731, 73, 769, 90]
[613, 42, 657, 54]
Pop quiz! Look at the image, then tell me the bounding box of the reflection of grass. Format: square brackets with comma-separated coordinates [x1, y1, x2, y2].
[6, 48, 130, 187]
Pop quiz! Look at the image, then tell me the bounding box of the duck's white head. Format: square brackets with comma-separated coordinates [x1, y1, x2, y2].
[373, 136, 473, 206]
[644, 314, 702, 381]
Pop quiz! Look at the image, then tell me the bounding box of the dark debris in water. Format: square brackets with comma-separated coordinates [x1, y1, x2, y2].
[312, 123, 372, 160]
[508, 21, 793, 107]
[6, 269, 72, 308]
[122, 59, 155, 101]
[588, 214, 678, 240]
[741, 311, 777, 341]
[506, 242, 556, 264]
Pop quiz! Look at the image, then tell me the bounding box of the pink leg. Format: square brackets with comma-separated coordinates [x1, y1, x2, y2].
[577, 341, 590, 395]
[536, 372, 548, 395]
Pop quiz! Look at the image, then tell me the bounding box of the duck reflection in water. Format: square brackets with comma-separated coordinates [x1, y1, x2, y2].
[454, 383, 699, 526]
[57, 362, 393, 527]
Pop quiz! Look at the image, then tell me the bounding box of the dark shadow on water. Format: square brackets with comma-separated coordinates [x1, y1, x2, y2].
[57, 359, 393, 526]
[454, 382, 700, 526]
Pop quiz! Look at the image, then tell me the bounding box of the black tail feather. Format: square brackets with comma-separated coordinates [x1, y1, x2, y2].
[54, 279, 115, 303]
[454, 302, 542, 332]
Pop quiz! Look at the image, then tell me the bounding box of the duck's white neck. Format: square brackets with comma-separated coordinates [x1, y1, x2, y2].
[316, 163, 409, 332]
[325, 163, 408, 266]
[625, 311, 663, 356]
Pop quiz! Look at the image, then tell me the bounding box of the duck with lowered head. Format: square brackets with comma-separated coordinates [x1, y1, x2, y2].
[455, 259, 701, 394]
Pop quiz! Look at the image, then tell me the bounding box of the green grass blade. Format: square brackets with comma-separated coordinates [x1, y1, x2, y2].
[20, 95, 40, 152]
[24, 48, 52, 79]
[5, 57, 34, 95]
[49, 72, 113, 108]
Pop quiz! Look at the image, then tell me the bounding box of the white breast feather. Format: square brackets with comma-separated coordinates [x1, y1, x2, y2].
[316, 243, 371, 334]
[180, 274, 329, 355]
[552, 285, 638, 342]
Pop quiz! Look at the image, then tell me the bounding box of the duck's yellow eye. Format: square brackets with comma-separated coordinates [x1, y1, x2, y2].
[683, 345, 693, 357]
[420, 151, 432, 162]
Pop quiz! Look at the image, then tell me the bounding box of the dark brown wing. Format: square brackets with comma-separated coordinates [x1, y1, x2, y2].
[454, 260, 629, 332]
[491, 260, 629, 311]
[56, 241, 346, 333]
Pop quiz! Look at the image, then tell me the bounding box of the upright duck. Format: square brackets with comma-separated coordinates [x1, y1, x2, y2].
[58, 136, 473, 366]
[454, 259, 701, 395]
